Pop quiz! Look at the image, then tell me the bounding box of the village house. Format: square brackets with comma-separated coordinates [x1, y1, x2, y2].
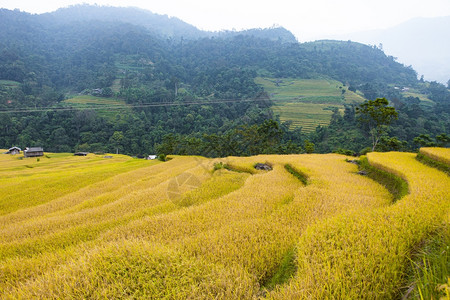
[6, 147, 21, 155]
[24, 147, 44, 158]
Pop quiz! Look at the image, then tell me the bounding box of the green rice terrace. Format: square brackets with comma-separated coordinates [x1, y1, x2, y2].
[255, 77, 366, 132]
[0, 80, 21, 89]
[63, 95, 130, 119]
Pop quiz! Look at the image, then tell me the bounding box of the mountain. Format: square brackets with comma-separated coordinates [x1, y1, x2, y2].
[0, 6, 419, 92]
[43, 4, 297, 43]
[337, 16, 450, 84]
[215, 27, 297, 43]
[44, 4, 205, 40]
[0, 6, 448, 156]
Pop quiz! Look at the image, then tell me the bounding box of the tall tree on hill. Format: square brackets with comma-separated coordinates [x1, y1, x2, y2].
[356, 98, 398, 151]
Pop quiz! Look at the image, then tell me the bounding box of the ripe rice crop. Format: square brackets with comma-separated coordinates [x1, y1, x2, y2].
[419, 147, 450, 165]
[0, 150, 448, 298]
[268, 151, 450, 299]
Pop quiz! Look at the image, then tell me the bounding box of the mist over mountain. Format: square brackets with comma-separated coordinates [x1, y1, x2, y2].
[337, 16, 450, 83]
[44, 4, 297, 43]
[44, 5, 205, 39]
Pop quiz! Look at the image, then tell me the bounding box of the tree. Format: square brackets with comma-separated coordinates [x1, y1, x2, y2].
[257, 119, 283, 152]
[304, 140, 315, 153]
[436, 133, 450, 147]
[413, 134, 436, 148]
[109, 131, 124, 154]
[356, 97, 398, 151]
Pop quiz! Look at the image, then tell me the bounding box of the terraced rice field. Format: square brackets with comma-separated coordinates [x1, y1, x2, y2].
[400, 88, 435, 107]
[63, 95, 130, 119]
[255, 77, 366, 132]
[420, 147, 450, 165]
[273, 102, 341, 132]
[0, 80, 21, 89]
[0, 148, 448, 298]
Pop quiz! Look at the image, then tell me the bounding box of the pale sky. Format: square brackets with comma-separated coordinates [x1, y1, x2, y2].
[1, 0, 450, 41]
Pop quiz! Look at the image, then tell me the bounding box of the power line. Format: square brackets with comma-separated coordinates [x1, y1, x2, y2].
[0, 98, 272, 114]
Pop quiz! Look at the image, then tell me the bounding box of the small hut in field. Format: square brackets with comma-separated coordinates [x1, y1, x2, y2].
[6, 147, 21, 155]
[24, 147, 44, 158]
[74, 152, 89, 156]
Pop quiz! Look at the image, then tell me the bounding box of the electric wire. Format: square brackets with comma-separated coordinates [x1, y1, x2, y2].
[0, 97, 273, 114]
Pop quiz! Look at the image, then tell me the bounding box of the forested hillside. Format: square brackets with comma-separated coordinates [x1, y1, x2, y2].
[0, 6, 448, 155]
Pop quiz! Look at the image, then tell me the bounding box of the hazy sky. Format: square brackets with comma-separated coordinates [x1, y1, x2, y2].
[2, 0, 450, 41]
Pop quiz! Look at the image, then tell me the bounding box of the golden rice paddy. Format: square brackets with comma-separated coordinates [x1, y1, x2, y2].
[0, 149, 448, 298]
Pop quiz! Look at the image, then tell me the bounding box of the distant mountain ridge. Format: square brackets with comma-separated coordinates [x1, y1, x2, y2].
[44, 5, 205, 39]
[337, 16, 450, 83]
[45, 4, 297, 43]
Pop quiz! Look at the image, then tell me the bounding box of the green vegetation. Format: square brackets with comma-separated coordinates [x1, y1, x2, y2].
[284, 163, 308, 185]
[262, 247, 297, 290]
[356, 98, 399, 151]
[407, 226, 450, 300]
[416, 147, 450, 175]
[213, 162, 254, 174]
[359, 156, 409, 202]
[416, 152, 450, 175]
[224, 163, 256, 174]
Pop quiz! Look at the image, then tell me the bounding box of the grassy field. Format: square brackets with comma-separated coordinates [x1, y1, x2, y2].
[255, 77, 366, 132]
[0, 149, 448, 298]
